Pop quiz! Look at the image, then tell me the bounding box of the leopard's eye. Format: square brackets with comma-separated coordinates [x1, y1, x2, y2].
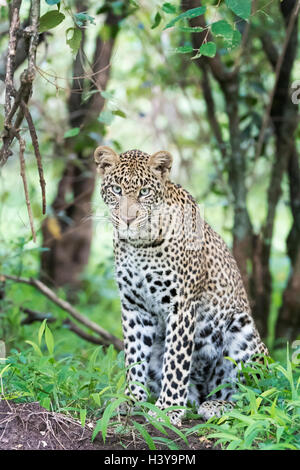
[139, 187, 151, 197]
[111, 185, 122, 195]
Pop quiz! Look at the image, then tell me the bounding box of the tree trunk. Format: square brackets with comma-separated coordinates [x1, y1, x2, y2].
[276, 146, 300, 341]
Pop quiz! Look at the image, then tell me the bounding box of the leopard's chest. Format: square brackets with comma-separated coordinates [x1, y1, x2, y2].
[115, 243, 178, 318]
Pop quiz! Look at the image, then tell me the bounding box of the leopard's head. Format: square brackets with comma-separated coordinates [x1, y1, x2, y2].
[94, 146, 173, 243]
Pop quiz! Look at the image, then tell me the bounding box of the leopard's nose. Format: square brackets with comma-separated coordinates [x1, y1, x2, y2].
[120, 215, 137, 226]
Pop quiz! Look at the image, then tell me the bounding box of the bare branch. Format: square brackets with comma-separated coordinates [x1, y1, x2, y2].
[2, 274, 123, 351]
[16, 132, 36, 242]
[20, 307, 55, 325]
[21, 101, 46, 214]
[63, 319, 111, 346]
[260, 31, 278, 69]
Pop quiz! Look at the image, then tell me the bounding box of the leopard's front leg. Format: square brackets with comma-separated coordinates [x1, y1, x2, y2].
[122, 305, 156, 403]
[154, 303, 196, 425]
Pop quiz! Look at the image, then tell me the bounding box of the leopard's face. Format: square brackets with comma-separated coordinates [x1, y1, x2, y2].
[94, 147, 173, 243]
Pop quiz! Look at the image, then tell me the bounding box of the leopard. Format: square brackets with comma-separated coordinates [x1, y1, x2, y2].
[94, 145, 269, 425]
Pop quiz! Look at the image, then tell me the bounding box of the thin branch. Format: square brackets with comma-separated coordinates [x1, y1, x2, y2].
[16, 132, 37, 242]
[20, 307, 55, 325]
[2, 274, 123, 351]
[21, 101, 46, 214]
[20, 308, 106, 346]
[260, 31, 278, 69]
[63, 319, 110, 346]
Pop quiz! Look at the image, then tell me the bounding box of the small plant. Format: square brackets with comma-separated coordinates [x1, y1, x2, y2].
[1, 320, 299, 450]
[0, 321, 127, 422]
[187, 347, 300, 450]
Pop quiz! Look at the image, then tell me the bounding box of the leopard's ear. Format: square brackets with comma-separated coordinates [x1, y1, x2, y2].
[94, 146, 119, 177]
[149, 150, 173, 181]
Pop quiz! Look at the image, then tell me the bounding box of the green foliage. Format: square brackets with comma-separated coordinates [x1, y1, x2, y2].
[194, 41, 216, 58]
[63, 127, 80, 138]
[39, 11, 65, 33]
[211, 20, 234, 39]
[162, 3, 177, 15]
[189, 350, 300, 450]
[163, 6, 206, 30]
[65, 28, 82, 56]
[225, 0, 252, 20]
[151, 12, 162, 30]
[1, 325, 126, 419]
[74, 12, 96, 27]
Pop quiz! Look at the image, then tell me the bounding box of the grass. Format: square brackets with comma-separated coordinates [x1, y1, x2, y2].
[1, 319, 299, 450]
[188, 349, 300, 450]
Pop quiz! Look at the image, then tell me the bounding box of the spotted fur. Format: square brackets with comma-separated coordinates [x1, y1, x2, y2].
[94, 146, 268, 424]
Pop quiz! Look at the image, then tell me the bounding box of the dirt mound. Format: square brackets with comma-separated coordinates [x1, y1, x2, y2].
[0, 400, 215, 450]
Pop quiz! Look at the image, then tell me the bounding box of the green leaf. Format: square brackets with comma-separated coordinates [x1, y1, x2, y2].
[98, 110, 114, 125]
[80, 409, 87, 427]
[153, 436, 179, 450]
[164, 6, 206, 30]
[0, 364, 11, 378]
[151, 11, 162, 29]
[74, 12, 96, 27]
[45, 324, 54, 355]
[66, 28, 82, 55]
[45, 0, 60, 4]
[211, 20, 234, 39]
[38, 319, 47, 346]
[91, 392, 101, 407]
[41, 397, 51, 410]
[192, 41, 216, 59]
[25, 340, 43, 357]
[225, 29, 242, 50]
[132, 421, 156, 450]
[174, 45, 194, 54]
[92, 397, 127, 442]
[112, 110, 127, 118]
[162, 3, 177, 14]
[64, 127, 80, 138]
[39, 11, 65, 33]
[225, 0, 252, 20]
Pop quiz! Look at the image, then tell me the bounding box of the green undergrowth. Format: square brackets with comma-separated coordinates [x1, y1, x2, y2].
[189, 349, 300, 450]
[0, 321, 299, 450]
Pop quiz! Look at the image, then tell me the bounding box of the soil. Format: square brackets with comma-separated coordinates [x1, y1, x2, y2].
[0, 400, 218, 451]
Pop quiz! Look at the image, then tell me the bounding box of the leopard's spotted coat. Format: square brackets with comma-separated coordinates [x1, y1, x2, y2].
[94, 146, 268, 424]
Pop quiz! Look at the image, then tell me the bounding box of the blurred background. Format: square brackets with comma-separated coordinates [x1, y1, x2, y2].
[1, 0, 300, 364]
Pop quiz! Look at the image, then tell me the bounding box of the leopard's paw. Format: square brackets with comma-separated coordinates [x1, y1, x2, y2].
[147, 403, 184, 427]
[198, 400, 234, 421]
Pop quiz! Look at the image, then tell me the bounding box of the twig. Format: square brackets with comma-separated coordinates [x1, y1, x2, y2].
[16, 132, 36, 242]
[63, 319, 110, 345]
[2, 274, 123, 351]
[20, 307, 55, 325]
[20, 307, 110, 346]
[21, 100, 46, 214]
